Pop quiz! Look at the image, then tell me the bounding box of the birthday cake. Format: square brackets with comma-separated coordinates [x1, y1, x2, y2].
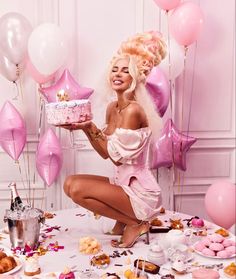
[45, 99, 92, 125]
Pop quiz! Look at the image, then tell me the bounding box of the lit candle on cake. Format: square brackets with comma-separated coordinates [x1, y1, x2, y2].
[57, 89, 69, 102]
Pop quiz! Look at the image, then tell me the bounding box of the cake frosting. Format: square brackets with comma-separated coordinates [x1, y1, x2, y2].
[45, 99, 92, 125]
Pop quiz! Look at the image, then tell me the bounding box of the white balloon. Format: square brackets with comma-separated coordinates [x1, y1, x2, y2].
[28, 23, 68, 75]
[159, 39, 185, 80]
[0, 12, 32, 65]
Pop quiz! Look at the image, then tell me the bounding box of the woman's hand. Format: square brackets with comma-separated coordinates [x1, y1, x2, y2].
[57, 121, 92, 131]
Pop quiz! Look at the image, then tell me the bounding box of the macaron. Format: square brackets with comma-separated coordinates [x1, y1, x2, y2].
[201, 248, 215, 257]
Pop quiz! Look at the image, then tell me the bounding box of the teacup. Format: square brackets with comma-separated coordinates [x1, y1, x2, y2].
[159, 229, 186, 249]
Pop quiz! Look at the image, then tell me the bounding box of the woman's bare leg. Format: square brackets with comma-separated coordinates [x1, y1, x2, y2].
[64, 174, 139, 225]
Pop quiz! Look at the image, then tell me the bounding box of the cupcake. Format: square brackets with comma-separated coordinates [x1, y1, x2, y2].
[24, 254, 41, 276]
[90, 253, 110, 268]
[192, 268, 220, 279]
[59, 267, 75, 279]
[171, 259, 187, 275]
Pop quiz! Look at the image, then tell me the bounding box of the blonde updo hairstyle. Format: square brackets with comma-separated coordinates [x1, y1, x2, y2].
[108, 31, 167, 140]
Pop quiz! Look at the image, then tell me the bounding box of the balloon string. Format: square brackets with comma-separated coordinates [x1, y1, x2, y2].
[18, 64, 24, 101]
[15, 160, 29, 204]
[22, 152, 30, 203]
[180, 47, 188, 132]
[40, 188, 46, 210]
[158, 8, 162, 32]
[12, 81, 20, 101]
[70, 130, 75, 148]
[166, 11, 173, 118]
[38, 93, 44, 140]
[186, 42, 198, 137]
[26, 142, 31, 206]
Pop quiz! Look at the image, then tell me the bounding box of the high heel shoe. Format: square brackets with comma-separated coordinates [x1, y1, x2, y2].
[104, 230, 123, 236]
[111, 222, 150, 248]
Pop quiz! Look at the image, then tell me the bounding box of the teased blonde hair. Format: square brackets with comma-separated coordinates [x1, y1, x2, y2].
[108, 32, 167, 140]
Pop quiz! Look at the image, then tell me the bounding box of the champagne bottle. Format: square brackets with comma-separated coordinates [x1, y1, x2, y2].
[9, 182, 23, 211]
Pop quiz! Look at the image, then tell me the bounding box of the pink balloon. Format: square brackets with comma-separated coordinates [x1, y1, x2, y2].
[146, 66, 170, 117]
[39, 68, 94, 103]
[36, 128, 62, 186]
[205, 181, 236, 229]
[153, 0, 181, 11]
[0, 101, 26, 160]
[152, 118, 196, 171]
[169, 2, 204, 47]
[26, 59, 56, 84]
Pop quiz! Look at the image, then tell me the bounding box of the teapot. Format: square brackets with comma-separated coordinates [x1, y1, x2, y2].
[159, 229, 186, 250]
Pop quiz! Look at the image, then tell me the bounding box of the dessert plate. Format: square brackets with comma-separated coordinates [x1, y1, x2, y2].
[193, 242, 236, 259]
[2, 257, 23, 275]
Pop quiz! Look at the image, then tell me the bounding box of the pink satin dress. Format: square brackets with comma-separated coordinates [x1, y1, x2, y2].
[107, 127, 162, 221]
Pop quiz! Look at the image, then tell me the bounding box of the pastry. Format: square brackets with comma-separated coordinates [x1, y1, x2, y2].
[215, 228, 229, 237]
[171, 259, 187, 275]
[208, 233, 224, 243]
[201, 247, 215, 256]
[192, 268, 220, 279]
[79, 236, 101, 254]
[191, 218, 205, 228]
[160, 207, 165, 214]
[24, 254, 41, 276]
[150, 218, 163, 227]
[102, 272, 121, 279]
[43, 211, 55, 219]
[134, 259, 160, 274]
[91, 253, 110, 268]
[44, 272, 58, 279]
[169, 219, 184, 230]
[224, 262, 236, 278]
[0, 252, 7, 261]
[209, 242, 224, 251]
[0, 256, 17, 273]
[124, 269, 148, 279]
[59, 267, 75, 279]
[160, 275, 175, 279]
[161, 274, 175, 279]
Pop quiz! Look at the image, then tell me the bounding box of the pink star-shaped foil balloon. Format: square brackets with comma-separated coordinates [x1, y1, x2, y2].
[152, 118, 197, 171]
[40, 68, 94, 103]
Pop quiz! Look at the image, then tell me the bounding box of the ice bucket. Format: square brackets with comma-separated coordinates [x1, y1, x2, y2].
[4, 208, 45, 249]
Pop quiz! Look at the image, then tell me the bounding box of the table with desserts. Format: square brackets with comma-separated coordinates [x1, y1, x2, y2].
[0, 207, 235, 279]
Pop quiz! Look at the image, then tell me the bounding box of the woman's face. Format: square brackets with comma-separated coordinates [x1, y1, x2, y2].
[109, 57, 133, 93]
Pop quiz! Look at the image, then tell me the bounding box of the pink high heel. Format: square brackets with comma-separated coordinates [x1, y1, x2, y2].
[111, 222, 150, 248]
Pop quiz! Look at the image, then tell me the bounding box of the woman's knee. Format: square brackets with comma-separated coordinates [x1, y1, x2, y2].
[63, 175, 76, 197]
[63, 175, 85, 200]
